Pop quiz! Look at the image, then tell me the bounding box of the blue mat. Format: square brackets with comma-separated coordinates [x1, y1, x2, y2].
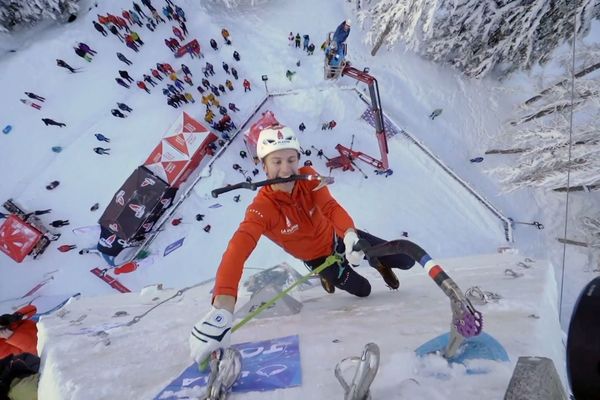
[415, 332, 509, 375]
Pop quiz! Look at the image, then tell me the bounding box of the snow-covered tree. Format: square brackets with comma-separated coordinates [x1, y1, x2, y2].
[490, 118, 600, 192]
[576, 212, 600, 271]
[580, 213, 600, 246]
[203, 0, 270, 9]
[0, 0, 79, 32]
[357, 0, 599, 77]
[488, 45, 600, 269]
[489, 45, 600, 192]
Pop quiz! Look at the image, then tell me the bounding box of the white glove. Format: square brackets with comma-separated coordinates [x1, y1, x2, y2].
[189, 307, 233, 364]
[343, 230, 364, 266]
[0, 328, 13, 340]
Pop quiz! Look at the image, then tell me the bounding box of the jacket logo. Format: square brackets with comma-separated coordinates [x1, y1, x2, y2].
[115, 190, 125, 206]
[280, 215, 299, 235]
[277, 130, 283, 139]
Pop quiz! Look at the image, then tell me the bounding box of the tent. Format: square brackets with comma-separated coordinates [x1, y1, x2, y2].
[97, 166, 176, 256]
[143, 112, 217, 188]
[98, 113, 216, 257]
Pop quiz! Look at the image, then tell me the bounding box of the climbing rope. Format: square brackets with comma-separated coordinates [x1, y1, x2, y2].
[558, 6, 578, 326]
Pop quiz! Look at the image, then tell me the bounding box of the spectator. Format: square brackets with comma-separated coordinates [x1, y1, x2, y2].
[0, 305, 38, 358]
[41, 118, 66, 127]
[93, 147, 110, 155]
[243, 79, 251, 92]
[50, 220, 70, 228]
[111, 109, 127, 118]
[117, 52, 133, 65]
[93, 21, 107, 36]
[117, 103, 133, 112]
[137, 81, 150, 93]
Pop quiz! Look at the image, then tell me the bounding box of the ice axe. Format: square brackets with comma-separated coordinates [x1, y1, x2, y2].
[211, 174, 334, 198]
[354, 238, 483, 358]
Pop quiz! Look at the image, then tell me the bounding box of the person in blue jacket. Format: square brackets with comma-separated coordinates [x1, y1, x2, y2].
[333, 19, 351, 47]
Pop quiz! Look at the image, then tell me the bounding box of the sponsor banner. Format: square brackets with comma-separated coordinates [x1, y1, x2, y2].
[154, 334, 301, 399]
[164, 237, 185, 257]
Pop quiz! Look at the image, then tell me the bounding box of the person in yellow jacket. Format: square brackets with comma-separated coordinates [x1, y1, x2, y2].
[184, 92, 195, 103]
[129, 31, 144, 46]
[221, 28, 230, 43]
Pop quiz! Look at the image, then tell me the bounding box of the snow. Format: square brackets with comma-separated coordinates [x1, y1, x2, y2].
[34, 252, 566, 399]
[0, 0, 594, 398]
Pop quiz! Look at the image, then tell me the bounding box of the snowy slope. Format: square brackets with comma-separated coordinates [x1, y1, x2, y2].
[36, 252, 565, 399]
[0, 0, 510, 299]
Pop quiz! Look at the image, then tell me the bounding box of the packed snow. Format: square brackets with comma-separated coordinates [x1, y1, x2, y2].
[0, 0, 593, 398]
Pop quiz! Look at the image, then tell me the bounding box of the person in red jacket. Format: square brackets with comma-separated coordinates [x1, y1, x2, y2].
[188, 124, 414, 365]
[162, 63, 175, 74]
[121, 9, 131, 23]
[0, 305, 38, 359]
[172, 26, 184, 41]
[242, 79, 251, 92]
[137, 81, 150, 93]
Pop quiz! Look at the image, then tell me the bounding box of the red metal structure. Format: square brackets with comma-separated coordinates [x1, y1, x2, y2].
[0, 199, 60, 263]
[0, 215, 43, 263]
[326, 143, 386, 172]
[325, 64, 389, 171]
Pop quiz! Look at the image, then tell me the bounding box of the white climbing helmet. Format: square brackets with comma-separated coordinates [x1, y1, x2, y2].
[345, 19, 351, 26]
[256, 125, 301, 160]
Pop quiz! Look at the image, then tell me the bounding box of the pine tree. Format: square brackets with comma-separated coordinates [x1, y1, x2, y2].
[489, 45, 600, 192]
[0, 0, 79, 32]
[201, 0, 268, 9]
[488, 46, 600, 272]
[357, 0, 599, 77]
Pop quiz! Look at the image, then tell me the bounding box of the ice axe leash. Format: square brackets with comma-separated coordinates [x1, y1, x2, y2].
[232, 253, 342, 333]
[199, 254, 343, 371]
[355, 238, 483, 358]
[211, 174, 334, 198]
[198, 254, 343, 399]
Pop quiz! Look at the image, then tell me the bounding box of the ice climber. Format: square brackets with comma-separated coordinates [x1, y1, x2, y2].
[188, 124, 415, 365]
